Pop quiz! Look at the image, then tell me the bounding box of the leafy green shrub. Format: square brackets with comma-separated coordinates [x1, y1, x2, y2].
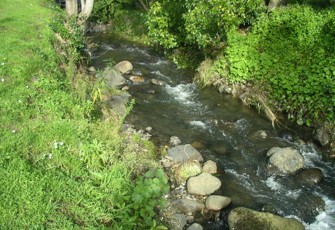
[146, 0, 265, 50]
[91, 0, 118, 23]
[215, 5, 335, 125]
[131, 168, 169, 228]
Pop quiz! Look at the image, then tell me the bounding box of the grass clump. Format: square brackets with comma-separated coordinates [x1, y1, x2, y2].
[0, 0, 167, 228]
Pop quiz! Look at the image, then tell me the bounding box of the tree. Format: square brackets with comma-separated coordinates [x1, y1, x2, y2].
[268, 0, 285, 11]
[80, 0, 95, 18]
[65, 0, 94, 18]
[65, 0, 78, 15]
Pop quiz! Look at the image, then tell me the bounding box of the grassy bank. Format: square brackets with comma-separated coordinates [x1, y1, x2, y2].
[0, 0, 166, 228]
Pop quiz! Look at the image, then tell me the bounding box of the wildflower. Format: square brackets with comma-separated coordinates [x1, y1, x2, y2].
[1, 62, 4, 66]
[18, 100, 22, 103]
[54, 141, 58, 149]
[12, 130, 16, 133]
[1, 78, 4, 82]
[48, 154, 53, 159]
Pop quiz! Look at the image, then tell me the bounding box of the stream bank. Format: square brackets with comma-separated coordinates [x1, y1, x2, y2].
[89, 33, 335, 230]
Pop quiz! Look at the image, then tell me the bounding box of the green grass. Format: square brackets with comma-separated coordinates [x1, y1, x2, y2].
[0, 0, 164, 228]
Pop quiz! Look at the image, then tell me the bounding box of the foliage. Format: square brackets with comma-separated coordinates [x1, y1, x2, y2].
[131, 169, 169, 228]
[91, 0, 118, 23]
[91, 0, 143, 23]
[214, 5, 335, 125]
[146, 0, 266, 50]
[0, 0, 163, 228]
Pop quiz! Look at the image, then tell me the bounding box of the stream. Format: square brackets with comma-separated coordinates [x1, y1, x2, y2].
[91, 34, 335, 230]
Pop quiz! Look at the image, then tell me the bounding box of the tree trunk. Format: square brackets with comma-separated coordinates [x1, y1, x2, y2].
[80, 0, 94, 19]
[66, 0, 78, 15]
[268, 0, 285, 11]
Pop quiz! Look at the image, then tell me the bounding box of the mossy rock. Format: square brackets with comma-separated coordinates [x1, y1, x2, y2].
[228, 207, 305, 230]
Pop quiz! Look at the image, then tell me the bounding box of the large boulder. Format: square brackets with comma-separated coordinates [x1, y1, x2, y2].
[101, 67, 126, 89]
[187, 173, 221, 195]
[114, 60, 133, 74]
[168, 144, 203, 163]
[205, 195, 231, 211]
[172, 199, 204, 215]
[228, 207, 305, 230]
[267, 147, 304, 174]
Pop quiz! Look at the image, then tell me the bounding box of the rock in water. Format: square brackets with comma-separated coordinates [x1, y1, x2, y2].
[228, 207, 305, 230]
[296, 168, 323, 186]
[129, 75, 145, 84]
[267, 147, 304, 174]
[114, 60, 133, 74]
[187, 173, 221, 195]
[168, 144, 203, 163]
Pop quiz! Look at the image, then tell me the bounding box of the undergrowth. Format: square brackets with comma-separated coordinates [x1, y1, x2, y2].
[0, 0, 167, 228]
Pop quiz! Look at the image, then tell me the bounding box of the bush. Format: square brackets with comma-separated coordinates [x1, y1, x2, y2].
[214, 5, 335, 125]
[146, 0, 265, 50]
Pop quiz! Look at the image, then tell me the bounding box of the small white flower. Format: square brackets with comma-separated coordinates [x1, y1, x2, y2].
[1, 78, 4, 82]
[48, 154, 53, 159]
[54, 141, 58, 149]
[59, 141, 64, 146]
[1, 62, 4, 66]
[26, 85, 29, 88]
[12, 130, 16, 133]
[18, 100, 22, 103]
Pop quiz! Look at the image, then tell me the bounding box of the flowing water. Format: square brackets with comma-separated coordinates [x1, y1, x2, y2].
[91, 34, 335, 229]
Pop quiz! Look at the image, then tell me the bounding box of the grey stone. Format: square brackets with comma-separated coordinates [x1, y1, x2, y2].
[267, 147, 304, 174]
[172, 199, 204, 214]
[187, 173, 221, 195]
[314, 126, 331, 146]
[170, 136, 181, 146]
[168, 144, 203, 163]
[114, 60, 133, 74]
[202, 160, 217, 174]
[187, 223, 203, 230]
[228, 207, 305, 230]
[101, 67, 126, 89]
[205, 195, 231, 211]
[106, 92, 130, 116]
[171, 214, 187, 230]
